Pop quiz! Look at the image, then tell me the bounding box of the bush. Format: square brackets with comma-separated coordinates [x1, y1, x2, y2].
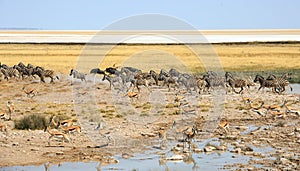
[15, 114, 48, 130]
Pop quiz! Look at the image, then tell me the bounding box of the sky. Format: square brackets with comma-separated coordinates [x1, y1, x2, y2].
[0, 0, 300, 30]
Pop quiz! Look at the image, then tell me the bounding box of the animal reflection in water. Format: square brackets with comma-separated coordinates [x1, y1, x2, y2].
[159, 152, 198, 170]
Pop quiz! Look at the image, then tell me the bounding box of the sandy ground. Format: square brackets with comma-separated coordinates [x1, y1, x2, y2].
[0, 74, 299, 170]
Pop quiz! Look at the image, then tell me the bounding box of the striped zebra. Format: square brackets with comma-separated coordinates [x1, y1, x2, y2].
[202, 74, 226, 92]
[69, 69, 86, 83]
[169, 68, 181, 77]
[253, 74, 278, 93]
[267, 73, 292, 93]
[226, 76, 247, 94]
[225, 72, 248, 94]
[158, 74, 177, 91]
[0, 67, 19, 80]
[33, 67, 59, 83]
[149, 70, 159, 85]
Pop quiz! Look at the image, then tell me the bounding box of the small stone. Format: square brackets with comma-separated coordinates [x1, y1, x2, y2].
[166, 155, 184, 161]
[244, 151, 254, 156]
[242, 146, 254, 152]
[171, 147, 181, 152]
[204, 146, 216, 152]
[56, 151, 64, 155]
[279, 158, 290, 165]
[217, 145, 227, 151]
[31, 148, 39, 151]
[231, 148, 242, 154]
[193, 148, 203, 153]
[12, 142, 19, 146]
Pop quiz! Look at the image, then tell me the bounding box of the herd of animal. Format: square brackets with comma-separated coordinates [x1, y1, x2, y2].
[0, 62, 296, 147]
[0, 62, 293, 95]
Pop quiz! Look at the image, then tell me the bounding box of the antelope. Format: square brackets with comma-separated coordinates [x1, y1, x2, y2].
[0, 124, 8, 134]
[267, 110, 286, 119]
[249, 100, 265, 116]
[125, 91, 140, 102]
[183, 125, 197, 150]
[263, 100, 287, 112]
[7, 101, 14, 121]
[49, 115, 73, 128]
[22, 86, 38, 98]
[44, 126, 71, 146]
[241, 94, 251, 104]
[218, 120, 230, 134]
[58, 125, 81, 134]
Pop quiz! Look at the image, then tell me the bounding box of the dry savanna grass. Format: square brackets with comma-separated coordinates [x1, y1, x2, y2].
[0, 43, 299, 75]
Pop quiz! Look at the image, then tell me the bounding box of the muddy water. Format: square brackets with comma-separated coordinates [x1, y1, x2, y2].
[1, 142, 275, 171]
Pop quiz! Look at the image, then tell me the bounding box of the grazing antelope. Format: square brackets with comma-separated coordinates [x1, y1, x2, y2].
[183, 126, 197, 150]
[7, 101, 14, 121]
[22, 86, 38, 98]
[44, 126, 71, 146]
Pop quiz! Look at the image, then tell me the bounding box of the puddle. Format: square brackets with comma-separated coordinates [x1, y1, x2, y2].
[1, 139, 277, 171]
[240, 125, 272, 135]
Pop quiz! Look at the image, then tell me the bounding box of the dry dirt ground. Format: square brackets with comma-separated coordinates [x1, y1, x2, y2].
[0, 75, 300, 170]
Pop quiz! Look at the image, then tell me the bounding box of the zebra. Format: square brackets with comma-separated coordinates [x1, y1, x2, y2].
[158, 69, 171, 79]
[253, 74, 278, 93]
[69, 69, 86, 84]
[177, 74, 198, 93]
[158, 74, 178, 91]
[226, 76, 247, 94]
[149, 70, 159, 86]
[267, 73, 292, 93]
[202, 74, 226, 92]
[90, 68, 106, 82]
[0, 67, 19, 80]
[225, 72, 248, 94]
[32, 67, 58, 83]
[129, 77, 151, 92]
[103, 74, 127, 90]
[169, 68, 181, 77]
[121, 66, 142, 75]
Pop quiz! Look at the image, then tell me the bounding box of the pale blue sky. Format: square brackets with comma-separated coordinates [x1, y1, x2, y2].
[0, 0, 299, 30]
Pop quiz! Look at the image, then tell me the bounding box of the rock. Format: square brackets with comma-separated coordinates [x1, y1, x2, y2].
[193, 148, 203, 153]
[176, 143, 184, 147]
[166, 155, 184, 161]
[171, 146, 181, 152]
[242, 146, 254, 152]
[244, 151, 254, 156]
[56, 151, 64, 155]
[204, 146, 217, 152]
[122, 153, 134, 159]
[31, 148, 39, 151]
[294, 128, 300, 132]
[12, 142, 19, 146]
[217, 145, 227, 151]
[140, 132, 156, 137]
[278, 157, 291, 165]
[231, 148, 242, 154]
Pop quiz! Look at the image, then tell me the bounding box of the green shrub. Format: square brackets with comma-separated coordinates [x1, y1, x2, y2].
[15, 114, 47, 130]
